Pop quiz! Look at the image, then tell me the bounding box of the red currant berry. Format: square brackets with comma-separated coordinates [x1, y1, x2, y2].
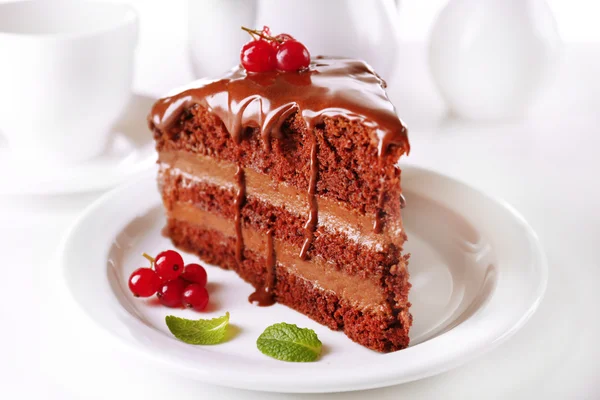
[182, 284, 209, 311]
[275, 33, 295, 43]
[276, 40, 310, 71]
[128, 268, 160, 297]
[241, 40, 276, 72]
[154, 250, 184, 281]
[156, 278, 187, 308]
[262, 25, 272, 37]
[181, 263, 208, 287]
[269, 33, 295, 50]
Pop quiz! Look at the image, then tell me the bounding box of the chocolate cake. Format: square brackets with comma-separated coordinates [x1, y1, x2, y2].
[148, 57, 412, 352]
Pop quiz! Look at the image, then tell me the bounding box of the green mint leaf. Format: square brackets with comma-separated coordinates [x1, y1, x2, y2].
[256, 322, 322, 362]
[165, 312, 230, 345]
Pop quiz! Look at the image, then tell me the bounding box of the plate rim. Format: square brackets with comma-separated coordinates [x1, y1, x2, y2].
[57, 165, 548, 393]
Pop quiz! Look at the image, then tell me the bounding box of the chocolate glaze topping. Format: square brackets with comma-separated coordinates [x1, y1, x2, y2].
[150, 57, 409, 307]
[149, 57, 409, 155]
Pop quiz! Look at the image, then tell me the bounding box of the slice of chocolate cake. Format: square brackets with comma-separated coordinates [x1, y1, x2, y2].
[148, 57, 411, 352]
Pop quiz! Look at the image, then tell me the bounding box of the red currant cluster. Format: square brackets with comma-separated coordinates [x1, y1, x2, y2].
[128, 250, 209, 311]
[240, 26, 310, 73]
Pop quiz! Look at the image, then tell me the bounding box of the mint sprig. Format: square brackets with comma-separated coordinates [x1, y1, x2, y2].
[166, 312, 230, 345]
[256, 322, 322, 362]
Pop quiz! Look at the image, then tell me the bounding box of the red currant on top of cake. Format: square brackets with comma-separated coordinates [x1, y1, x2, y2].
[240, 26, 310, 72]
[148, 26, 411, 352]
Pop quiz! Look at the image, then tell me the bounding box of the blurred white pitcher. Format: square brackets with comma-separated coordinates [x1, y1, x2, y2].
[188, 0, 401, 80]
[429, 0, 561, 120]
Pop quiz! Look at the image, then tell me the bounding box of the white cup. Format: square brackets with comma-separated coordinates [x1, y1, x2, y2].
[0, 0, 138, 164]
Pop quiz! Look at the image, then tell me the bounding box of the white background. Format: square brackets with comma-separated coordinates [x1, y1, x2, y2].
[1, 1, 600, 399]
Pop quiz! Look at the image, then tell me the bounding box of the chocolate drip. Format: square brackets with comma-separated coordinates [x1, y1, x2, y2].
[373, 180, 385, 234]
[248, 229, 276, 306]
[234, 165, 246, 262]
[300, 132, 319, 260]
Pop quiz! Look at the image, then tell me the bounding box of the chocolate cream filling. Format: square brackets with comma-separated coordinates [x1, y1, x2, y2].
[159, 150, 405, 251]
[169, 202, 389, 312]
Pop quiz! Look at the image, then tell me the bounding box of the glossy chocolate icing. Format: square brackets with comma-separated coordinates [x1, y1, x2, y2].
[150, 57, 409, 307]
[149, 57, 409, 155]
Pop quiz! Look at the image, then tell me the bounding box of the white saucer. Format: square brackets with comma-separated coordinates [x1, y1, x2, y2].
[0, 94, 157, 195]
[58, 166, 547, 393]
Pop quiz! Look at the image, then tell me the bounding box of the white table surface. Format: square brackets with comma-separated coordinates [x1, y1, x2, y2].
[1, 39, 599, 399]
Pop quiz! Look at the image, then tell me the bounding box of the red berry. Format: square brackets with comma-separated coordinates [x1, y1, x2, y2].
[275, 33, 295, 43]
[269, 33, 296, 50]
[276, 40, 310, 71]
[241, 40, 276, 72]
[156, 278, 187, 308]
[182, 284, 209, 311]
[181, 263, 208, 287]
[128, 268, 160, 297]
[154, 250, 184, 281]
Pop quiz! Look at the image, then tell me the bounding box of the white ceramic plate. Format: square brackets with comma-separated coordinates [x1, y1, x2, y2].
[59, 166, 547, 393]
[0, 94, 156, 195]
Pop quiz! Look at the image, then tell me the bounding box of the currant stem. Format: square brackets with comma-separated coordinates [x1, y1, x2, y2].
[142, 253, 155, 265]
[242, 27, 258, 40]
[241, 26, 283, 43]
